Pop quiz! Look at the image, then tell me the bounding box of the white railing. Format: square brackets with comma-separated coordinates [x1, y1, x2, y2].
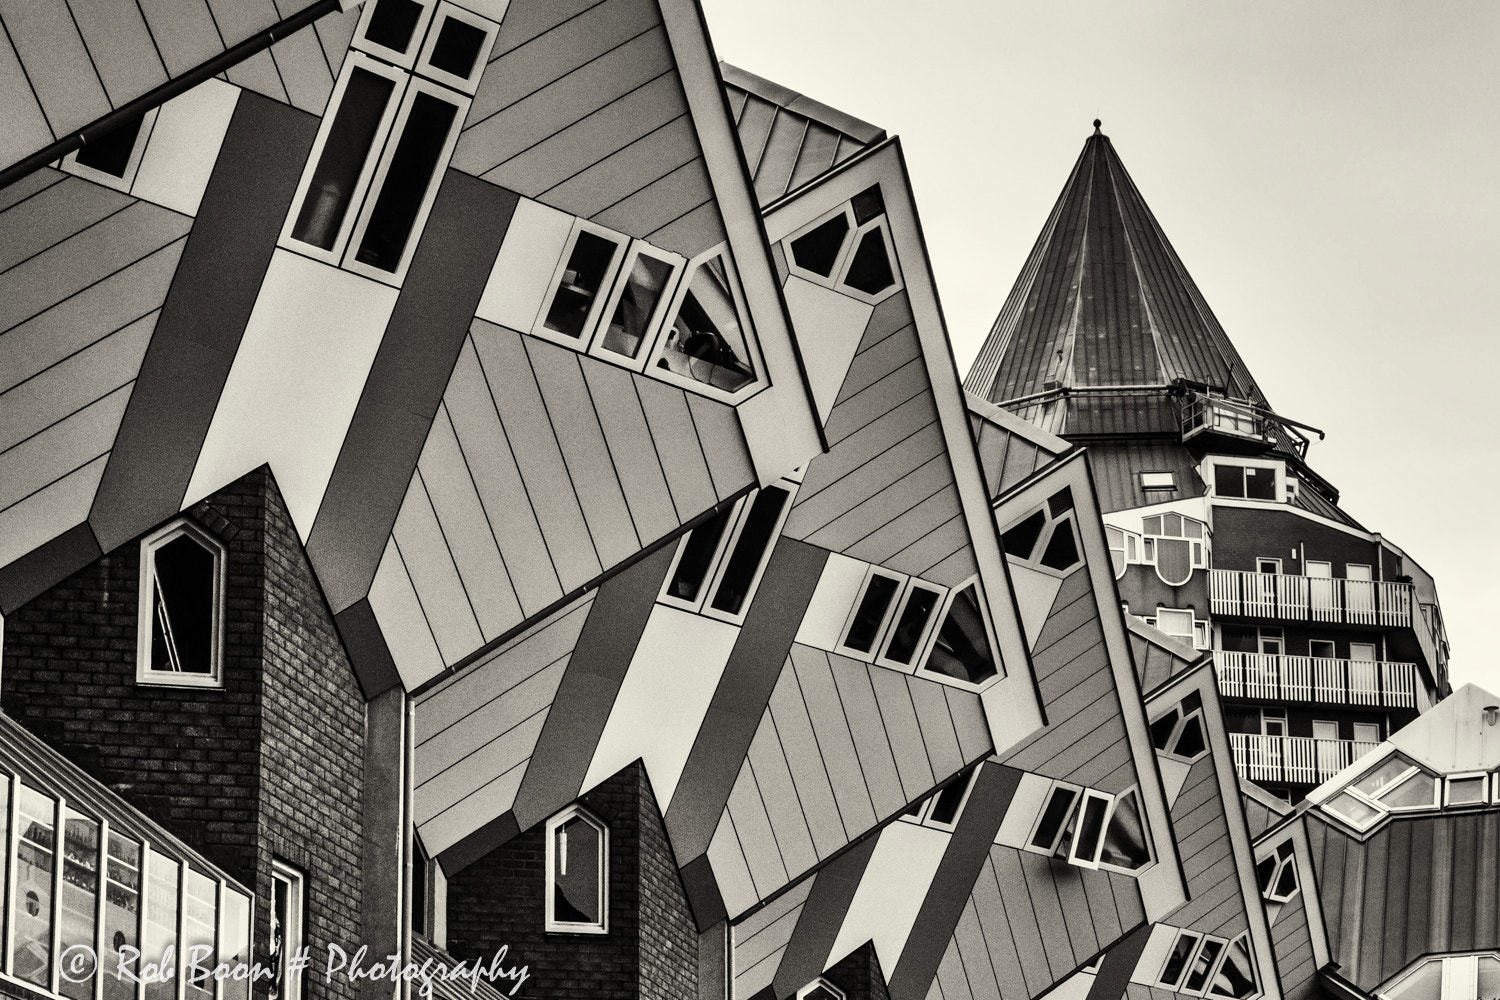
[1210, 570, 1413, 627]
[1229, 733, 1382, 785]
[1214, 651, 1416, 708]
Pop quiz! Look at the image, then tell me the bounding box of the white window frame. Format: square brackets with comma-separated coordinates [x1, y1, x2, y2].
[1260, 708, 1286, 738]
[1106, 525, 1141, 579]
[873, 579, 949, 673]
[1024, 780, 1082, 857]
[1156, 929, 1205, 991]
[1177, 933, 1227, 997]
[137, 519, 227, 689]
[413, 1, 500, 94]
[795, 978, 846, 1000]
[644, 245, 767, 403]
[1256, 840, 1299, 904]
[271, 860, 306, 1000]
[1140, 471, 1176, 491]
[835, 565, 907, 662]
[1352, 722, 1381, 744]
[915, 577, 1005, 691]
[1202, 456, 1285, 504]
[785, 203, 857, 284]
[831, 216, 903, 305]
[1067, 789, 1114, 869]
[586, 242, 686, 369]
[352, 0, 439, 68]
[1445, 772, 1490, 807]
[657, 483, 797, 625]
[530, 219, 630, 349]
[1153, 707, 1210, 764]
[1003, 504, 1084, 578]
[544, 805, 608, 935]
[280, 51, 409, 268]
[899, 769, 979, 833]
[1345, 759, 1439, 814]
[1097, 786, 1156, 875]
[62, 107, 159, 193]
[341, 74, 471, 285]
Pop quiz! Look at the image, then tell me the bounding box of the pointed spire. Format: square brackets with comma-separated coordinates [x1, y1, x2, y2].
[965, 128, 1269, 418]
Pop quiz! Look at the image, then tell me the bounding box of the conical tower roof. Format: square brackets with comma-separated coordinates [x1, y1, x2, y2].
[966, 123, 1268, 413]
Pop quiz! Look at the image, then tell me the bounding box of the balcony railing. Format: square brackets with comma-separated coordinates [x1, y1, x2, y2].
[1180, 393, 1276, 446]
[1214, 651, 1416, 708]
[1209, 569, 1413, 627]
[1229, 733, 1381, 786]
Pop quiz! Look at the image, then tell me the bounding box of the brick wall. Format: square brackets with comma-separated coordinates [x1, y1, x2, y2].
[0, 467, 367, 1000]
[446, 761, 699, 999]
[822, 943, 890, 1000]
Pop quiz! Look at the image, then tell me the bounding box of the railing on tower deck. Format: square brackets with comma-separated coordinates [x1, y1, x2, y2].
[1180, 392, 1277, 446]
[1214, 651, 1416, 708]
[1209, 569, 1413, 627]
[1229, 733, 1382, 786]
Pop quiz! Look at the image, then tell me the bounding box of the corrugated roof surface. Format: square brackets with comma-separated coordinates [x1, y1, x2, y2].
[1084, 440, 1203, 513]
[965, 126, 1271, 411]
[720, 62, 885, 208]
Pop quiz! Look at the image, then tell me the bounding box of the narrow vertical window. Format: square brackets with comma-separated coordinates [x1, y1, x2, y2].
[290, 67, 398, 250]
[143, 851, 179, 1000]
[840, 572, 902, 655]
[1068, 790, 1112, 868]
[1098, 789, 1151, 871]
[546, 807, 608, 934]
[351, 88, 461, 273]
[541, 229, 625, 340]
[271, 862, 306, 1000]
[1185, 938, 1225, 994]
[597, 248, 678, 359]
[183, 870, 218, 998]
[12, 786, 55, 987]
[138, 521, 226, 688]
[1029, 785, 1079, 854]
[103, 834, 141, 1000]
[1158, 932, 1202, 990]
[880, 584, 944, 667]
[709, 486, 792, 616]
[664, 506, 737, 605]
[60, 810, 101, 1000]
[219, 889, 253, 1000]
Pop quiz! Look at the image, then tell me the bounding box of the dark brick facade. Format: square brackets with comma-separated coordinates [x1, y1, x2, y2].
[0, 467, 366, 1000]
[446, 761, 699, 1000]
[821, 944, 891, 1000]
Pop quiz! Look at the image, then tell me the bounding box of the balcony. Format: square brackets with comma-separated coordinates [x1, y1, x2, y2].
[1229, 732, 1381, 786]
[1213, 651, 1416, 709]
[1209, 569, 1413, 627]
[1180, 392, 1276, 448]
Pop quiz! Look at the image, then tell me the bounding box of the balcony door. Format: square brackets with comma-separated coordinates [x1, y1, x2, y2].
[1312, 719, 1341, 777]
[1253, 558, 1281, 615]
[1346, 564, 1375, 621]
[1348, 642, 1379, 703]
[1306, 560, 1336, 619]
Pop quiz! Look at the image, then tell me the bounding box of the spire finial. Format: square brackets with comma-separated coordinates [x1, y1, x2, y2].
[1093, 118, 1102, 134]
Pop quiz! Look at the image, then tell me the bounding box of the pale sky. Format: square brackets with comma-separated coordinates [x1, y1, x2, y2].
[700, 0, 1500, 695]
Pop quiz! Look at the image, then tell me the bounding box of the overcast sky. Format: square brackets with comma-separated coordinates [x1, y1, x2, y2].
[700, 0, 1500, 695]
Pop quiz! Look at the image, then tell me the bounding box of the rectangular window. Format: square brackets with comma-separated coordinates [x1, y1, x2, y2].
[1029, 784, 1080, 855]
[1446, 774, 1488, 806]
[877, 582, 946, 668]
[1141, 471, 1176, 490]
[1352, 722, 1380, 744]
[138, 520, 226, 688]
[271, 861, 306, 1000]
[355, 0, 437, 67]
[1068, 790, 1113, 868]
[592, 244, 683, 362]
[1155, 609, 1195, 639]
[659, 484, 796, 622]
[536, 223, 627, 343]
[1214, 465, 1245, 498]
[103, 833, 141, 1000]
[1308, 639, 1335, 659]
[60, 810, 101, 1000]
[219, 889, 253, 1000]
[839, 569, 904, 657]
[1158, 932, 1203, 990]
[13, 786, 55, 987]
[143, 850, 179, 1000]
[183, 870, 217, 998]
[1243, 467, 1276, 500]
[1261, 709, 1286, 738]
[414, 2, 499, 92]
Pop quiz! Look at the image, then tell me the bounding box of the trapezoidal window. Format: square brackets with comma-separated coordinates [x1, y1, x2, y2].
[137, 520, 226, 688]
[921, 582, 1001, 686]
[546, 806, 608, 934]
[1002, 489, 1083, 576]
[1255, 840, 1298, 903]
[659, 483, 797, 624]
[654, 250, 759, 396]
[63, 109, 158, 192]
[1150, 696, 1209, 763]
[783, 185, 901, 303]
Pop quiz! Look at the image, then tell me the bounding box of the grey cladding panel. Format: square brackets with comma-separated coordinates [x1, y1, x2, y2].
[269, 24, 336, 115]
[0, 0, 109, 136]
[633, 372, 717, 520]
[766, 658, 848, 858]
[746, 718, 818, 879]
[135, 0, 222, 78]
[828, 653, 906, 818]
[868, 665, 935, 799]
[0, 25, 53, 168]
[578, 359, 679, 542]
[685, 392, 754, 501]
[65, 0, 168, 105]
[0, 175, 131, 275]
[788, 645, 878, 837]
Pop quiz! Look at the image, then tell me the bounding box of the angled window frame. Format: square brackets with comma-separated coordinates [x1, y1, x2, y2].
[531, 219, 630, 348]
[1444, 771, 1490, 807]
[658, 497, 750, 615]
[698, 481, 798, 625]
[586, 241, 687, 369]
[795, 977, 846, 1000]
[280, 51, 410, 267]
[915, 576, 1005, 691]
[1204, 932, 1259, 1000]
[646, 245, 767, 403]
[1097, 785, 1156, 875]
[352, 0, 440, 68]
[341, 73, 471, 285]
[836, 565, 907, 662]
[544, 805, 608, 935]
[1255, 839, 1299, 904]
[413, 1, 500, 94]
[1024, 779, 1082, 857]
[784, 202, 857, 283]
[873, 578, 949, 674]
[832, 215, 903, 304]
[1156, 929, 1206, 991]
[1178, 934, 1229, 997]
[136, 519, 227, 689]
[901, 767, 980, 833]
[1067, 788, 1115, 869]
[1152, 706, 1209, 764]
[61, 108, 159, 193]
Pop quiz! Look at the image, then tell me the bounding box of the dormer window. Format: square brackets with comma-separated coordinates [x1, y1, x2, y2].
[137, 521, 226, 688]
[545, 807, 608, 934]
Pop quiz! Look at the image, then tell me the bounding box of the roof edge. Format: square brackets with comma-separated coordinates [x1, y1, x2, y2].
[718, 61, 886, 145]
